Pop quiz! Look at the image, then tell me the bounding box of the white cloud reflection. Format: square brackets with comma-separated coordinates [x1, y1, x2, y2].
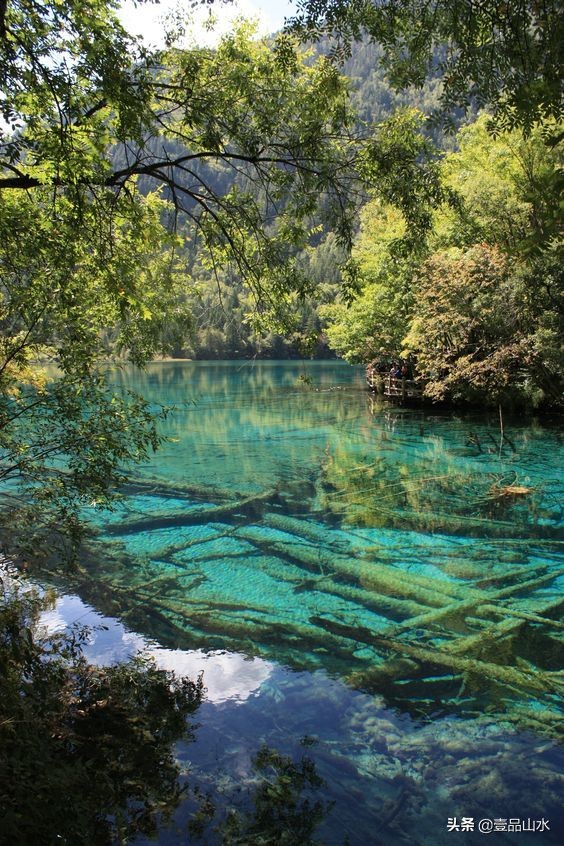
[41, 593, 273, 705]
[151, 646, 272, 703]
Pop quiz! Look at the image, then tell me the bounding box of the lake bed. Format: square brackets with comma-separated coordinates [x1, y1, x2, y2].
[43, 361, 564, 845]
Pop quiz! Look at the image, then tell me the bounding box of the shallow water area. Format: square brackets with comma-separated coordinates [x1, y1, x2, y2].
[41, 361, 564, 843]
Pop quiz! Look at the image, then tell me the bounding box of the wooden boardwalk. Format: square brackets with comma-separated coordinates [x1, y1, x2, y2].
[366, 370, 423, 402]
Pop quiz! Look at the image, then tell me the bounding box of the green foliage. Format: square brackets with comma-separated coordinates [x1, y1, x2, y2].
[155, 22, 357, 297]
[288, 1, 563, 133]
[0, 186, 188, 373]
[0, 572, 204, 846]
[408, 118, 564, 406]
[359, 109, 456, 246]
[0, 2, 362, 550]
[438, 117, 564, 256]
[404, 244, 525, 403]
[405, 242, 563, 407]
[321, 203, 415, 362]
[1, 4, 358, 298]
[157, 36, 469, 360]
[323, 115, 563, 407]
[0, 176, 184, 554]
[178, 232, 346, 359]
[0, 0, 153, 152]
[0, 373, 169, 556]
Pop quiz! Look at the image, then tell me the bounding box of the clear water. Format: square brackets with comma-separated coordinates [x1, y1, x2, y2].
[49, 362, 564, 844]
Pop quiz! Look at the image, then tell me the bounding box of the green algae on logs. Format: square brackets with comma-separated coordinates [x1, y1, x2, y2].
[24, 362, 563, 741]
[68, 499, 564, 737]
[74, 490, 563, 735]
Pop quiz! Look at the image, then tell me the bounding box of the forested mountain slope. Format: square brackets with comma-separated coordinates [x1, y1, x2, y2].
[156, 34, 560, 410]
[149, 38, 460, 360]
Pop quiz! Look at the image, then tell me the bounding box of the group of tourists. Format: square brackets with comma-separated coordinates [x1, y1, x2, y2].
[366, 358, 415, 391]
[366, 357, 414, 381]
[389, 361, 411, 380]
[365, 356, 423, 402]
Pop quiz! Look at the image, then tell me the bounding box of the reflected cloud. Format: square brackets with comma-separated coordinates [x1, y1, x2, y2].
[151, 647, 273, 704]
[41, 593, 273, 705]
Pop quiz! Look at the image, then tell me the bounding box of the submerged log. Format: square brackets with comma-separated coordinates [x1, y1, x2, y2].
[122, 476, 247, 502]
[439, 597, 564, 664]
[444, 613, 528, 656]
[336, 498, 564, 540]
[473, 563, 550, 588]
[139, 527, 241, 565]
[385, 567, 562, 636]
[235, 526, 455, 612]
[479, 600, 564, 631]
[125, 595, 362, 665]
[501, 706, 564, 737]
[105, 488, 279, 535]
[262, 512, 480, 606]
[372, 636, 563, 696]
[312, 615, 547, 699]
[234, 527, 428, 620]
[263, 511, 351, 552]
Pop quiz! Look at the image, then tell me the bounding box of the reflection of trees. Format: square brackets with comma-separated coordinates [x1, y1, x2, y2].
[309, 416, 564, 738]
[0, 578, 203, 846]
[53, 479, 564, 746]
[28, 366, 563, 743]
[189, 746, 331, 846]
[111, 362, 365, 493]
[318, 413, 554, 536]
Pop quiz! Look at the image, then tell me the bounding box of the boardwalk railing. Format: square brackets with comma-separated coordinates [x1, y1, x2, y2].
[366, 370, 423, 402]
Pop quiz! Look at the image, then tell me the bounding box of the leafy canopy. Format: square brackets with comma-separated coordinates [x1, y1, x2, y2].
[1, 4, 359, 289]
[322, 115, 563, 407]
[0, 1, 360, 553]
[288, 0, 563, 133]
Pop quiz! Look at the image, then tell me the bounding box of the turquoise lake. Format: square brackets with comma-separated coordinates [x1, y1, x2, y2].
[46, 361, 563, 844]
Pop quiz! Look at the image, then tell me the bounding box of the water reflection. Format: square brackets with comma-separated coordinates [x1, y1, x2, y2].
[58, 362, 563, 738]
[44, 590, 564, 846]
[31, 361, 564, 843]
[42, 593, 274, 705]
[109, 360, 367, 492]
